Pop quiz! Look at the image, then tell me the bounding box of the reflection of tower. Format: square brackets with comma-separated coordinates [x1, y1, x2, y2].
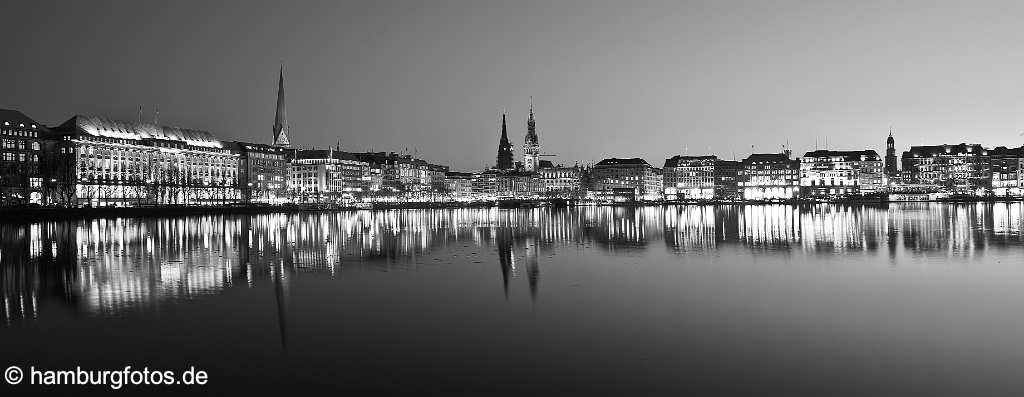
[272, 65, 291, 148]
[273, 260, 289, 349]
[525, 237, 540, 303]
[496, 114, 513, 170]
[496, 227, 514, 299]
[523, 100, 540, 172]
[884, 129, 898, 179]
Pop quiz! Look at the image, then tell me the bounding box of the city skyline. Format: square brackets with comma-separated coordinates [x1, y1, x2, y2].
[4, 1, 1024, 171]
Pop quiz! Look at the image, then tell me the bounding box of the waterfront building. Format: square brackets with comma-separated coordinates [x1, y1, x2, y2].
[799, 150, 884, 197]
[662, 155, 717, 201]
[226, 142, 288, 203]
[884, 130, 898, 182]
[0, 109, 46, 205]
[272, 66, 291, 148]
[354, 152, 449, 193]
[288, 148, 369, 202]
[989, 145, 1023, 196]
[714, 160, 742, 200]
[901, 143, 991, 193]
[48, 115, 240, 207]
[538, 164, 585, 197]
[740, 153, 799, 200]
[523, 102, 541, 172]
[497, 171, 543, 198]
[471, 169, 500, 198]
[443, 171, 475, 200]
[589, 158, 662, 201]
[495, 113, 514, 170]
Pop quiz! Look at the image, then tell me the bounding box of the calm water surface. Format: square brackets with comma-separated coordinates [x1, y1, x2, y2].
[2, 203, 1024, 395]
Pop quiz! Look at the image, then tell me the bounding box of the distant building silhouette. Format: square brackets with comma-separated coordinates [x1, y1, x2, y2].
[496, 113, 513, 170]
[884, 130, 898, 179]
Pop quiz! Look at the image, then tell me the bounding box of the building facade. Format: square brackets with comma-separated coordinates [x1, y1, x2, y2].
[538, 165, 585, 197]
[0, 109, 46, 205]
[799, 150, 884, 197]
[228, 142, 288, 203]
[714, 160, 742, 200]
[589, 158, 662, 201]
[662, 155, 717, 201]
[740, 153, 799, 200]
[354, 152, 449, 194]
[48, 115, 239, 207]
[443, 171, 475, 200]
[901, 143, 991, 192]
[288, 149, 369, 202]
[989, 145, 1023, 196]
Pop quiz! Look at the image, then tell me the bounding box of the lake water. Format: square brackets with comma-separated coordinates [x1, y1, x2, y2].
[2, 203, 1024, 395]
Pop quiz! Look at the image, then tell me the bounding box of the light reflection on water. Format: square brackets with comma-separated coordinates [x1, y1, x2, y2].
[2, 203, 1024, 394]
[2, 203, 1023, 322]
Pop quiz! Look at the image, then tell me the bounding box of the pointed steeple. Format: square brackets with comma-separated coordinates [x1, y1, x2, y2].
[525, 97, 538, 145]
[496, 113, 513, 170]
[273, 65, 291, 147]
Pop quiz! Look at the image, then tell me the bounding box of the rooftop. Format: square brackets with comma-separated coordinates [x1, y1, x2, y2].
[55, 115, 222, 148]
[595, 157, 651, 167]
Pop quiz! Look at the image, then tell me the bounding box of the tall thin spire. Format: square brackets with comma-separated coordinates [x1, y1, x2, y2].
[273, 64, 291, 147]
[496, 113, 513, 170]
[523, 97, 541, 171]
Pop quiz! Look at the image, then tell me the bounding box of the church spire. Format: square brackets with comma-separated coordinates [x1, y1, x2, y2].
[273, 65, 291, 147]
[496, 113, 513, 170]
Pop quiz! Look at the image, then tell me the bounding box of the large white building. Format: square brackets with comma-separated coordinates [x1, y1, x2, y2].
[50, 115, 240, 206]
[288, 149, 369, 202]
[799, 150, 884, 197]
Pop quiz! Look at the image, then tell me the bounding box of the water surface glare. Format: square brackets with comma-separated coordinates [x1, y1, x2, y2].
[2, 203, 1024, 395]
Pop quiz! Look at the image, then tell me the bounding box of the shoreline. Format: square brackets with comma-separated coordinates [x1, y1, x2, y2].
[1, 197, 1023, 221]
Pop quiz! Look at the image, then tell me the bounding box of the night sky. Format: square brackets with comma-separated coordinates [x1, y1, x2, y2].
[2, 0, 1024, 171]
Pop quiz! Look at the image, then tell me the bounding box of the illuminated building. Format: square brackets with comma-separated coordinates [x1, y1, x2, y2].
[288, 148, 369, 202]
[989, 145, 1023, 196]
[353, 152, 449, 193]
[740, 153, 799, 200]
[662, 155, 717, 200]
[444, 171, 475, 200]
[0, 109, 46, 205]
[538, 164, 584, 197]
[225, 142, 288, 203]
[589, 158, 662, 201]
[900, 143, 991, 193]
[799, 150, 883, 197]
[48, 115, 240, 206]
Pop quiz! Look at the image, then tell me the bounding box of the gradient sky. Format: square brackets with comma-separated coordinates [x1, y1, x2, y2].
[2, 0, 1024, 171]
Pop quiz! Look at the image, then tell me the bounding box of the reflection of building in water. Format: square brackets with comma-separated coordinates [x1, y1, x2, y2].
[663, 206, 720, 251]
[5, 204, 1024, 324]
[73, 217, 242, 314]
[739, 205, 801, 249]
[799, 205, 887, 253]
[2, 222, 79, 324]
[902, 203, 1024, 256]
[496, 226, 514, 299]
[585, 206, 664, 252]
